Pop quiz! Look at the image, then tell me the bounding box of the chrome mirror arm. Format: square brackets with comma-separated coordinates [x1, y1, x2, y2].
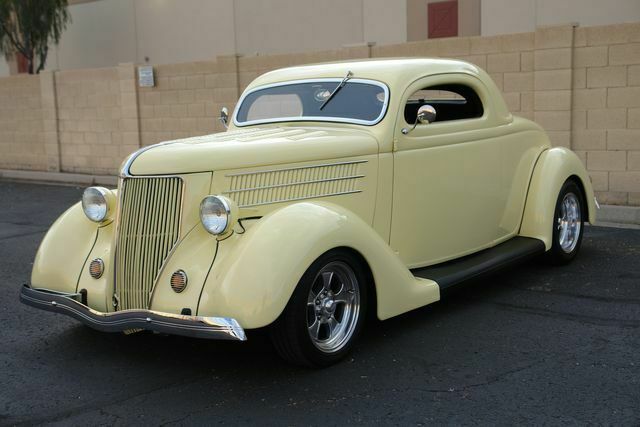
[219, 107, 229, 129]
[401, 104, 436, 135]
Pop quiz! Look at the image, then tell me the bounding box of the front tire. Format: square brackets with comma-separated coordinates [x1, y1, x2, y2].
[270, 250, 368, 367]
[547, 179, 585, 265]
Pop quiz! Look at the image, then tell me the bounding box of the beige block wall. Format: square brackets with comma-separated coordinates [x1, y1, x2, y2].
[137, 58, 238, 147]
[55, 66, 138, 175]
[572, 23, 640, 205]
[0, 75, 46, 171]
[0, 22, 639, 205]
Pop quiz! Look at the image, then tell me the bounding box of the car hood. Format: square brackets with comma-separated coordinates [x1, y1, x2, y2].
[128, 127, 380, 175]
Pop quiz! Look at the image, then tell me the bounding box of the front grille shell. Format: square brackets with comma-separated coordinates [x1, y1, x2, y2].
[114, 177, 183, 310]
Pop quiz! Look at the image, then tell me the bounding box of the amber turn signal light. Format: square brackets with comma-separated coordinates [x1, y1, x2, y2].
[89, 258, 104, 279]
[170, 270, 188, 293]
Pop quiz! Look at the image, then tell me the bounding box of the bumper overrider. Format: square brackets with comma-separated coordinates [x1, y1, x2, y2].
[19, 284, 246, 341]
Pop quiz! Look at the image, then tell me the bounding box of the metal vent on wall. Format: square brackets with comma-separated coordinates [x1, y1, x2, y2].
[224, 160, 366, 208]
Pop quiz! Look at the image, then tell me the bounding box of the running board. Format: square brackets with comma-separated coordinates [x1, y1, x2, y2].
[411, 237, 545, 292]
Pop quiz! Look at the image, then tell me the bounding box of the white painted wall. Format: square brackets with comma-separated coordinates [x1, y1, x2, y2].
[12, 0, 638, 74]
[482, 0, 640, 36]
[481, 0, 536, 35]
[0, 57, 9, 77]
[234, 0, 364, 55]
[134, 0, 235, 65]
[535, 0, 640, 27]
[364, 0, 407, 45]
[50, 0, 136, 70]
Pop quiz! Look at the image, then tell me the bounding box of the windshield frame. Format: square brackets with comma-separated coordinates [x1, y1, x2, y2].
[232, 78, 390, 127]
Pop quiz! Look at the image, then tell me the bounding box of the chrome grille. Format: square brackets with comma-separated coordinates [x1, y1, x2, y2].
[115, 177, 183, 310]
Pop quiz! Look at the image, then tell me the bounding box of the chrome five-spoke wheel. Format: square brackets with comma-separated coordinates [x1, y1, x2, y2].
[307, 261, 360, 353]
[548, 180, 584, 265]
[557, 192, 581, 253]
[270, 250, 368, 367]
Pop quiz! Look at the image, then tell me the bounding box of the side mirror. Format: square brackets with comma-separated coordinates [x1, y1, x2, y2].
[402, 104, 437, 134]
[219, 107, 229, 129]
[416, 104, 436, 124]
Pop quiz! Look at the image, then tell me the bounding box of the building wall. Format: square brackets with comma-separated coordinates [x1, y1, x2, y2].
[55, 67, 124, 174]
[134, 0, 235, 64]
[0, 57, 9, 77]
[482, 0, 640, 36]
[3, 0, 640, 77]
[233, 0, 364, 55]
[408, 0, 481, 41]
[50, 0, 137, 70]
[0, 75, 45, 171]
[0, 22, 639, 204]
[364, 0, 408, 46]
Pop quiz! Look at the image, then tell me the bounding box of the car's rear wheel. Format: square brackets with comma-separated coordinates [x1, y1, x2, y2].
[270, 249, 367, 367]
[547, 179, 585, 265]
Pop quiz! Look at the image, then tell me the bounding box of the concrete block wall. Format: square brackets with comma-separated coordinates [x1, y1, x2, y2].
[55, 67, 125, 175]
[0, 75, 46, 171]
[137, 58, 238, 147]
[0, 22, 639, 205]
[571, 23, 640, 205]
[371, 32, 535, 120]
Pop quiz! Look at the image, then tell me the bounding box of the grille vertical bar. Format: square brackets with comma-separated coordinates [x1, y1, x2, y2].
[116, 177, 182, 310]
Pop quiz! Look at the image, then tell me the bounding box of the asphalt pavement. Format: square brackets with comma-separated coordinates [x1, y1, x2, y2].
[1, 180, 639, 426]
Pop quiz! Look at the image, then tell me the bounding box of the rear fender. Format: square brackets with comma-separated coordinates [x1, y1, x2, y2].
[519, 147, 596, 249]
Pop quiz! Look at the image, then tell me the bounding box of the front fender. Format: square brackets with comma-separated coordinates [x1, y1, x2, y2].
[519, 147, 596, 249]
[31, 202, 100, 293]
[197, 202, 439, 329]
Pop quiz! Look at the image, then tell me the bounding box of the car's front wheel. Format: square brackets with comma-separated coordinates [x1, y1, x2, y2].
[547, 179, 585, 265]
[270, 249, 368, 367]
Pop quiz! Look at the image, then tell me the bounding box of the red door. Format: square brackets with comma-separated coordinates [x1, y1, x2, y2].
[428, 0, 458, 39]
[17, 53, 29, 74]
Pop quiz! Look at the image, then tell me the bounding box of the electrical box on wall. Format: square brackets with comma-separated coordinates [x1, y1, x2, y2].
[138, 66, 155, 87]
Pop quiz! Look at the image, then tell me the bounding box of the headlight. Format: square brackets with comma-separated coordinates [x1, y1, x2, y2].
[200, 195, 236, 235]
[82, 187, 111, 222]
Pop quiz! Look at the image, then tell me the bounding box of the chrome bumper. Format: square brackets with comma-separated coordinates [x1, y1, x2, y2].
[19, 284, 246, 341]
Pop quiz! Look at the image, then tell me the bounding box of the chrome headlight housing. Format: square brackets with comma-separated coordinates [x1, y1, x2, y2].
[81, 187, 112, 222]
[200, 195, 237, 235]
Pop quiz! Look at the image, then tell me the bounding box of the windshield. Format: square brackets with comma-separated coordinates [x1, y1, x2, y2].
[234, 78, 389, 126]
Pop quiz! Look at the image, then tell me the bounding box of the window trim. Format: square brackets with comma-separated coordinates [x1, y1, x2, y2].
[233, 78, 390, 127]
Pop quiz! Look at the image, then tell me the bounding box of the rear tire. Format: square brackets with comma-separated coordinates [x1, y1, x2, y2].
[546, 179, 585, 265]
[270, 249, 368, 367]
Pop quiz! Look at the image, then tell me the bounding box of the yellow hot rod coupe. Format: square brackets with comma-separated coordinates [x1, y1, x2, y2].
[20, 58, 596, 366]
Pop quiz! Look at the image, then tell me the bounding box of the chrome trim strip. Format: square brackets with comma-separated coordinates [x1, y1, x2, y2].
[20, 284, 246, 341]
[238, 189, 362, 208]
[232, 78, 390, 127]
[225, 160, 368, 177]
[120, 140, 180, 178]
[223, 175, 365, 194]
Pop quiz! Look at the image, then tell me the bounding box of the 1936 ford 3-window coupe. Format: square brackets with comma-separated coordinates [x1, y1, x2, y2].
[21, 59, 596, 366]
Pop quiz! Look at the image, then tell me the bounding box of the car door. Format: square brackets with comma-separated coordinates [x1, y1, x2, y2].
[390, 73, 510, 268]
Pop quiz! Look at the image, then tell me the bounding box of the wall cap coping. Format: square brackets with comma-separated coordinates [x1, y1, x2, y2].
[0, 169, 117, 188]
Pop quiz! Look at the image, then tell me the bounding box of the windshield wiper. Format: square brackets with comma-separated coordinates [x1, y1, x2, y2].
[319, 70, 353, 110]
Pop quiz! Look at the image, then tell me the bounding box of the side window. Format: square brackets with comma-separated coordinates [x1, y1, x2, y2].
[404, 84, 484, 124]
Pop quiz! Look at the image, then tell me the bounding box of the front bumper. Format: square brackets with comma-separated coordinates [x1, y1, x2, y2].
[19, 284, 246, 341]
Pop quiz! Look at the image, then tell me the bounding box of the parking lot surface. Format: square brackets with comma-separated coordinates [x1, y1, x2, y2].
[1, 180, 639, 426]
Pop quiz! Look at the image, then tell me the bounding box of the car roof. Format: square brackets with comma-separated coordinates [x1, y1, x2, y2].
[246, 58, 484, 91]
